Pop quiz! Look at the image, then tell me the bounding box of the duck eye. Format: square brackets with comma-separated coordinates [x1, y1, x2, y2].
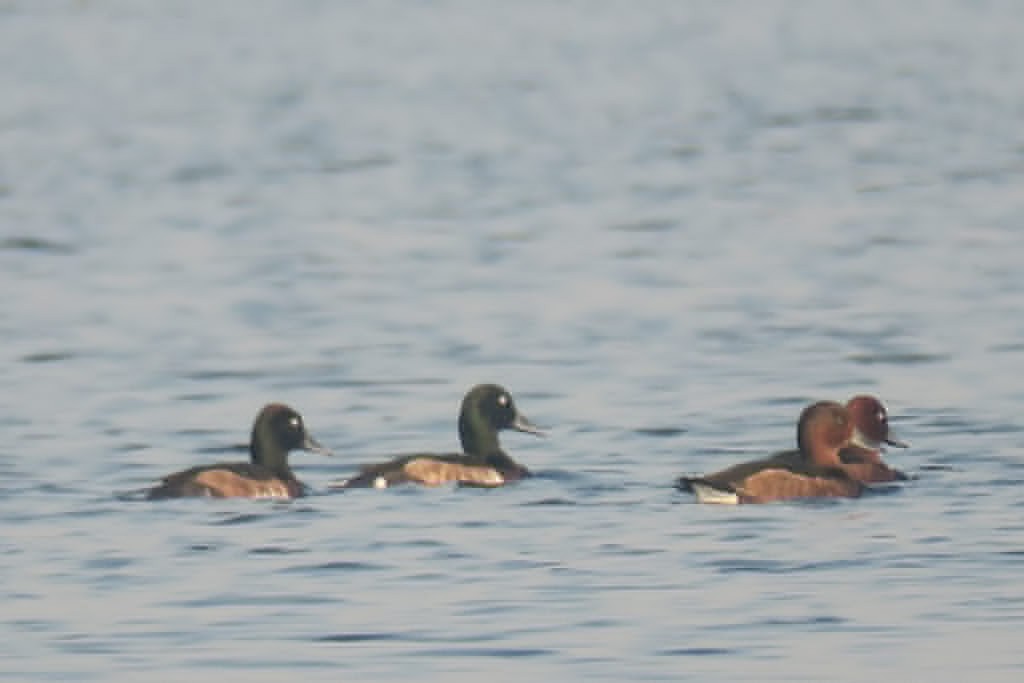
[497, 394, 509, 407]
[876, 411, 885, 424]
[289, 416, 301, 429]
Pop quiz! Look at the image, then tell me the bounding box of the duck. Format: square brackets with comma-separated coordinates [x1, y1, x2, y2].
[838, 394, 908, 482]
[331, 383, 543, 489]
[144, 403, 332, 500]
[677, 401, 863, 504]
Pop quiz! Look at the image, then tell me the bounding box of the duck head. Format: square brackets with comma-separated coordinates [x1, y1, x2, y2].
[458, 384, 544, 455]
[796, 400, 854, 467]
[250, 403, 332, 475]
[846, 395, 908, 451]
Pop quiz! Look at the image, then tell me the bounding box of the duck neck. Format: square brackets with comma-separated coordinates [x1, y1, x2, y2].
[251, 444, 294, 479]
[250, 423, 296, 479]
[458, 411, 501, 456]
[798, 432, 842, 467]
[849, 428, 881, 452]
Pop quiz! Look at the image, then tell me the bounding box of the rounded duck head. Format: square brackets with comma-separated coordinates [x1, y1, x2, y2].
[458, 383, 543, 455]
[845, 395, 907, 453]
[796, 400, 854, 467]
[142, 403, 330, 501]
[251, 403, 331, 474]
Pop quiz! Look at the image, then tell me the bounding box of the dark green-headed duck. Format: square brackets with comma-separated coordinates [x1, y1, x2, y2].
[677, 401, 863, 504]
[331, 383, 543, 489]
[838, 395, 909, 483]
[145, 403, 331, 500]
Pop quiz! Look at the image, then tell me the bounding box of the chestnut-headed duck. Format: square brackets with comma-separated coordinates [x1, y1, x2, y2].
[839, 395, 909, 483]
[331, 383, 543, 489]
[677, 401, 863, 504]
[145, 403, 332, 500]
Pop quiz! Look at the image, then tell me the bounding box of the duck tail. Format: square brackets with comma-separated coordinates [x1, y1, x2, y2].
[675, 476, 697, 492]
[114, 486, 160, 502]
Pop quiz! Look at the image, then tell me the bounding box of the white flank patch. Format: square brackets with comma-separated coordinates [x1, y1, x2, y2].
[255, 485, 290, 499]
[480, 471, 504, 486]
[691, 483, 740, 505]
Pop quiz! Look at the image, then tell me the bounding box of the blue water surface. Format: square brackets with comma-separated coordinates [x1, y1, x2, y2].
[2, 1, 1024, 681]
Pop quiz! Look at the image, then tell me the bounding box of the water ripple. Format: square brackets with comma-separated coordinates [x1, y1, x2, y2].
[0, 237, 75, 253]
[281, 560, 387, 574]
[314, 632, 403, 643]
[656, 647, 743, 657]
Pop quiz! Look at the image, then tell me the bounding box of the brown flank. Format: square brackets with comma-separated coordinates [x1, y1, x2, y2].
[190, 469, 301, 498]
[401, 458, 505, 487]
[734, 469, 862, 504]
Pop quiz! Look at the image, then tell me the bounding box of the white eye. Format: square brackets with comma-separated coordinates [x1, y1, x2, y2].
[289, 417, 301, 428]
[876, 411, 885, 424]
[497, 394, 509, 406]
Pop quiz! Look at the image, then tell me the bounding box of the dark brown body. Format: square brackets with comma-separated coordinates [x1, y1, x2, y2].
[145, 463, 305, 499]
[839, 446, 908, 483]
[144, 403, 329, 500]
[339, 452, 530, 489]
[678, 401, 863, 504]
[332, 384, 541, 490]
[758, 444, 907, 484]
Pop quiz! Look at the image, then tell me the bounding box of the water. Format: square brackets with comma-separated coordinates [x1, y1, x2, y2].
[2, 0, 1024, 680]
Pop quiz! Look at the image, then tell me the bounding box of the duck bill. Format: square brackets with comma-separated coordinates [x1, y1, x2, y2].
[512, 413, 545, 437]
[302, 434, 334, 456]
